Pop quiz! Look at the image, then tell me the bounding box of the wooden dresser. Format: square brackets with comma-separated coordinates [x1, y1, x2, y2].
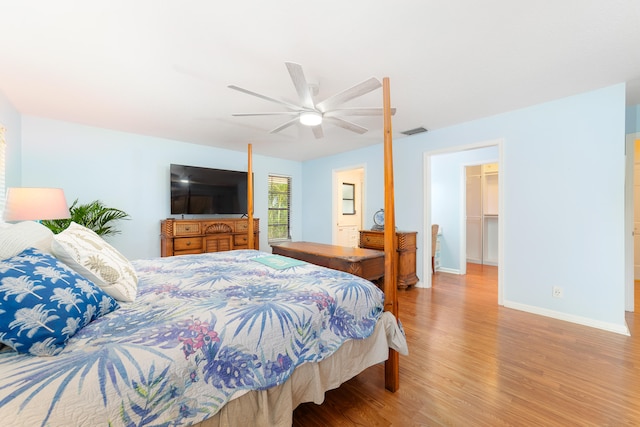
[160, 218, 259, 257]
[359, 230, 418, 289]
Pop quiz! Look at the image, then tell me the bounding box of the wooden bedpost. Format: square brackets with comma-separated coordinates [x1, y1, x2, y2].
[247, 143, 254, 249]
[382, 77, 400, 392]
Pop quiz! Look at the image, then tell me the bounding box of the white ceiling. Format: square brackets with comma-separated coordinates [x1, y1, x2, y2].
[1, 1, 639, 161]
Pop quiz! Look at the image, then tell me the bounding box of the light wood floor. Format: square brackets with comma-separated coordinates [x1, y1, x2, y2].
[293, 264, 640, 426]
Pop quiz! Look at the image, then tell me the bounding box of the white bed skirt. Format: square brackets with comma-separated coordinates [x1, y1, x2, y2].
[196, 312, 407, 427]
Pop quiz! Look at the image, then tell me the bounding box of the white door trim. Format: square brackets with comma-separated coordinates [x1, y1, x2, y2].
[626, 132, 639, 312]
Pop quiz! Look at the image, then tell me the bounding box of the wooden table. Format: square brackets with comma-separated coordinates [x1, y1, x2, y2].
[271, 241, 385, 282]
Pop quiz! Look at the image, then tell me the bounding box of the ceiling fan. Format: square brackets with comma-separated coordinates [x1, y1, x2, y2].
[228, 62, 395, 138]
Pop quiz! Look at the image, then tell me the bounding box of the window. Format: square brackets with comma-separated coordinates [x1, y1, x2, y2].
[268, 175, 291, 241]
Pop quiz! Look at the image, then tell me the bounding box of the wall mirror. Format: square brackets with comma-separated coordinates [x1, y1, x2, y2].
[342, 183, 355, 215]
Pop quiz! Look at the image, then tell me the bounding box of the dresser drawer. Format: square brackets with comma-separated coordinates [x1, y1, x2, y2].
[174, 222, 201, 236]
[234, 234, 248, 246]
[360, 232, 384, 250]
[235, 221, 249, 232]
[174, 237, 202, 251]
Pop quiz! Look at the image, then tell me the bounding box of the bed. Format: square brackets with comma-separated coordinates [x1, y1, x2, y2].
[0, 248, 406, 426]
[0, 78, 403, 426]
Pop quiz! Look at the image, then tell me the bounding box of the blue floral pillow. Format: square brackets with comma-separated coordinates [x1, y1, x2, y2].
[0, 247, 119, 356]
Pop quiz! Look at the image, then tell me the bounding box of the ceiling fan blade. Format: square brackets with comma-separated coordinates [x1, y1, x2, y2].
[228, 85, 301, 111]
[325, 116, 368, 134]
[324, 107, 396, 117]
[285, 62, 315, 110]
[316, 77, 382, 112]
[232, 112, 299, 117]
[269, 117, 299, 134]
[312, 125, 324, 139]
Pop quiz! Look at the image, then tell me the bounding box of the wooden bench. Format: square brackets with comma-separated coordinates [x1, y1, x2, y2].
[271, 241, 385, 282]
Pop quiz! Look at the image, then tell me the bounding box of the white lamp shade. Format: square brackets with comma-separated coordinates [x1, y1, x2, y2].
[4, 187, 70, 221]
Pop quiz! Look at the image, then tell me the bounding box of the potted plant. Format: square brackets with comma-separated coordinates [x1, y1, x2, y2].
[41, 199, 130, 237]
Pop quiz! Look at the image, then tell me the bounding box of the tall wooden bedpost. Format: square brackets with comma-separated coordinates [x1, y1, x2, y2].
[247, 143, 254, 249]
[383, 77, 400, 392]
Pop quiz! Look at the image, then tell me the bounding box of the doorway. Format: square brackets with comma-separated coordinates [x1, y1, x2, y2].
[423, 140, 503, 305]
[333, 167, 364, 247]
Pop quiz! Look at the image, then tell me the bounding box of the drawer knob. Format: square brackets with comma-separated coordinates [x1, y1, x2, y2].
[186, 241, 191, 246]
[185, 227, 190, 231]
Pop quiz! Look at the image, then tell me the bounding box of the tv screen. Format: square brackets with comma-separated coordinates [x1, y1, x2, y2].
[170, 164, 248, 215]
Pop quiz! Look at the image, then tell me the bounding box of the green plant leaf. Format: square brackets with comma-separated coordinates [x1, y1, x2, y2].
[41, 199, 129, 236]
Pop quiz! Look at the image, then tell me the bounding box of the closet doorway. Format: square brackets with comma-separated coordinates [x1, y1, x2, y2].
[424, 140, 503, 301]
[466, 163, 499, 266]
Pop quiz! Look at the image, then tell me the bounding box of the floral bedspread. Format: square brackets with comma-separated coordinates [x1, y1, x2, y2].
[0, 250, 385, 426]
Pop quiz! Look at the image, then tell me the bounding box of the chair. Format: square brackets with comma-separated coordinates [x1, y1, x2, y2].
[431, 224, 439, 274]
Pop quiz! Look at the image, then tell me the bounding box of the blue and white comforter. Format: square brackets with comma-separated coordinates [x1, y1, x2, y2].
[0, 250, 385, 426]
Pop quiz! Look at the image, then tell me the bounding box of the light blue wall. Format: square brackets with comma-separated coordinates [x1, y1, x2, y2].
[19, 116, 303, 260]
[303, 83, 627, 331]
[431, 146, 499, 271]
[627, 104, 640, 134]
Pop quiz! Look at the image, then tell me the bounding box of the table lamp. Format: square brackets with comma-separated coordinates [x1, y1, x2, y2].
[3, 187, 71, 221]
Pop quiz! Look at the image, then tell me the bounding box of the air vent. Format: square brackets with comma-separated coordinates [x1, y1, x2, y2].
[400, 127, 428, 136]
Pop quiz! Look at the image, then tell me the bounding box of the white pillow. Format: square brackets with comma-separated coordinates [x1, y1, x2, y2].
[51, 222, 138, 302]
[0, 221, 54, 259]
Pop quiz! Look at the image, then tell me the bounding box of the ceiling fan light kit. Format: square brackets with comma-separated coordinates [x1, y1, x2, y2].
[229, 62, 395, 138]
[299, 111, 322, 126]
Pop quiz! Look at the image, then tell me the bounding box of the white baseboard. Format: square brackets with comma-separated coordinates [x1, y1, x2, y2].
[414, 280, 426, 288]
[414, 268, 461, 288]
[436, 267, 461, 275]
[503, 300, 630, 336]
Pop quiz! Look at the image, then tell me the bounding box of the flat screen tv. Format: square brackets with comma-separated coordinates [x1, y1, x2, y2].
[170, 164, 248, 215]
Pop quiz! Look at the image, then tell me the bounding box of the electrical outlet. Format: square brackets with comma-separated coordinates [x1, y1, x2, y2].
[552, 286, 563, 298]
